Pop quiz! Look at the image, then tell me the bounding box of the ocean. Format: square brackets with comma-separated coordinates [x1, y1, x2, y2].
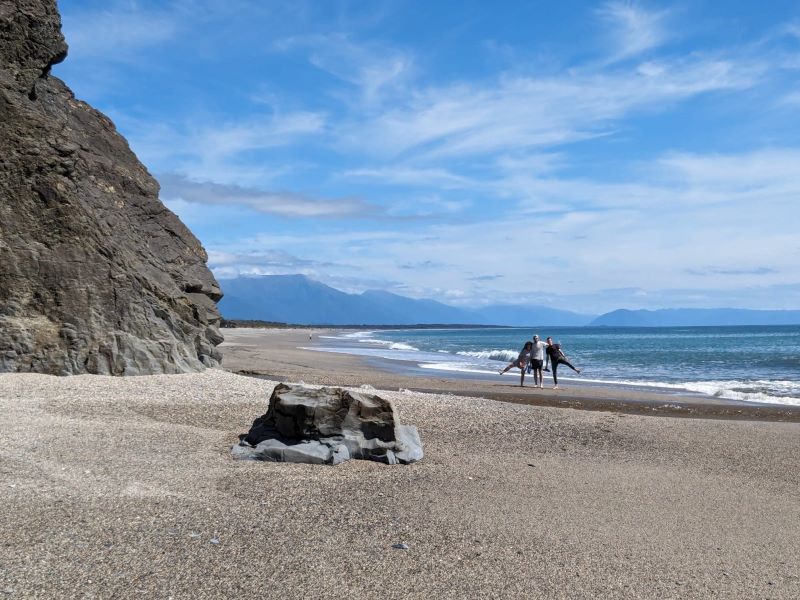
[312, 325, 800, 407]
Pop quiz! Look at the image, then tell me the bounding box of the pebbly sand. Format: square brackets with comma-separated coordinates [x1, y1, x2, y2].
[0, 328, 798, 598]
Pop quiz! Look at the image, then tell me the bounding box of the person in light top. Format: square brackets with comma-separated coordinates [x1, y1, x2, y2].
[528, 334, 548, 388]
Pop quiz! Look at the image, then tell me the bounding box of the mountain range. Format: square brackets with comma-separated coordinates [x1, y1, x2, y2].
[592, 308, 800, 327]
[218, 275, 592, 326]
[217, 275, 800, 327]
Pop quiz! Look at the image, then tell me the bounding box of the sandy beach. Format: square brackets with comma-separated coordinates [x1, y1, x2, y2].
[221, 328, 800, 422]
[1, 328, 799, 598]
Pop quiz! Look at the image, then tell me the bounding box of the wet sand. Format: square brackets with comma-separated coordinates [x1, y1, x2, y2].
[220, 327, 800, 422]
[1, 328, 798, 598]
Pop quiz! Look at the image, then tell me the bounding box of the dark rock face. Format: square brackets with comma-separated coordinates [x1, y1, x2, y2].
[0, 0, 223, 375]
[233, 383, 424, 465]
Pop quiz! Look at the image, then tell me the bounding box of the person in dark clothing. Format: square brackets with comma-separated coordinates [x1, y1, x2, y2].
[544, 336, 581, 389]
[499, 341, 534, 387]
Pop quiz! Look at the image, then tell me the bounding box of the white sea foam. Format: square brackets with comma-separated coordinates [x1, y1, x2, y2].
[389, 342, 420, 351]
[304, 345, 429, 364]
[570, 377, 800, 407]
[322, 330, 420, 351]
[680, 380, 800, 406]
[457, 349, 517, 362]
[342, 331, 374, 339]
[419, 362, 497, 375]
[356, 337, 420, 351]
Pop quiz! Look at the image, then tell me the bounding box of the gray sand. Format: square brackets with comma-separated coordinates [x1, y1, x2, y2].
[1, 330, 798, 598]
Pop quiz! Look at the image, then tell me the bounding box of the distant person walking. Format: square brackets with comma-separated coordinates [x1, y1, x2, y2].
[499, 341, 534, 387]
[529, 334, 547, 388]
[544, 336, 581, 389]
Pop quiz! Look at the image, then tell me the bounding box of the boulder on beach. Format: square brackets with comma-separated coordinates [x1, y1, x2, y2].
[233, 383, 424, 465]
[0, 0, 224, 375]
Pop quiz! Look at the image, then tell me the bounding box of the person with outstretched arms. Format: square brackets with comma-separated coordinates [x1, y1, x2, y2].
[544, 336, 582, 389]
[499, 341, 534, 387]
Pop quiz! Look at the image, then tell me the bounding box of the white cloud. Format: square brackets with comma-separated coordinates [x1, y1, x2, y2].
[778, 90, 800, 107]
[597, 1, 671, 61]
[159, 173, 380, 218]
[194, 111, 325, 157]
[488, 148, 800, 216]
[657, 148, 800, 190]
[200, 147, 800, 309]
[339, 167, 473, 189]
[115, 110, 325, 186]
[62, 6, 177, 60]
[338, 55, 761, 160]
[385, 194, 468, 218]
[180, 111, 325, 183]
[208, 248, 340, 280]
[275, 34, 413, 104]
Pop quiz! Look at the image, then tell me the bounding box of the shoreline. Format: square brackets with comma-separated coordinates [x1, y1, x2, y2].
[220, 327, 800, 422]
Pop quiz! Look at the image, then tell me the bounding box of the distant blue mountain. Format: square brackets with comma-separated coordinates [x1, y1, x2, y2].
[590, 308, 800, 327]
[218, 276, 800, 327]
[217, 275, 593, 326]
[472, 304, 595, 327]
[359, 290, 477, 324]
[219, 275, 378, 325]
[218, 275, 475, 325]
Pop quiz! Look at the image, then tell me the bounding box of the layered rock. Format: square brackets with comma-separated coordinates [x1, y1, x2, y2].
[233, 383, 424, 465]
[0, 0, 223, 374]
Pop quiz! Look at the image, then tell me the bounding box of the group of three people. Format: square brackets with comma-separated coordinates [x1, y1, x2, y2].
[499, 335, 581, 389]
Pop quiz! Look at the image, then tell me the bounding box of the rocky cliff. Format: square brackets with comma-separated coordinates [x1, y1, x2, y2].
[0, 0, 224, 375]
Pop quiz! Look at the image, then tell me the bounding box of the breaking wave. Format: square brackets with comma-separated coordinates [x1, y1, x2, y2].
[456, 349, 517, 362]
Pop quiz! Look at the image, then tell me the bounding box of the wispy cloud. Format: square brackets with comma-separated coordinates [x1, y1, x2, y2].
[62, 5, 178, 60]
[338, 54, 761, 160]
[478, 146, 800, 218]
[275, 34, 413, 104]
[197, 176, 798, 309]
[597, 1, 671, 62]
[159, 173, 381, 218]
[193, 112, 325, 157]
[399, 260, 450, 270]
[778, 91, 800, 107]
[339, 166, 473, 189]
[686, 267, 779, 276]
[208, 247, 406, 292]
[209, 248, 339, 279]
[468, 275, 504, 282]
[656, 149, 800, 203]
[117, 111, 325, 186]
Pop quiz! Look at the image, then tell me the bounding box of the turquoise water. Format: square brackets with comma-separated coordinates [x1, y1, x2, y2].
[314, 326, 800, 406]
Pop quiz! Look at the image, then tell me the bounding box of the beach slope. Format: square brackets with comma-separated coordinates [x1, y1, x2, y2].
[1, 365, 798, 598]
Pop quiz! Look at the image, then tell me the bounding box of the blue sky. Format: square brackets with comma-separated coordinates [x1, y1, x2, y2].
[55, 0, 800, 312]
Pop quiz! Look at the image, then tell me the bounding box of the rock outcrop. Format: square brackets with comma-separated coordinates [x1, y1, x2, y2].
[233, 383, 424, 465]
[0, 1, 223, 374]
